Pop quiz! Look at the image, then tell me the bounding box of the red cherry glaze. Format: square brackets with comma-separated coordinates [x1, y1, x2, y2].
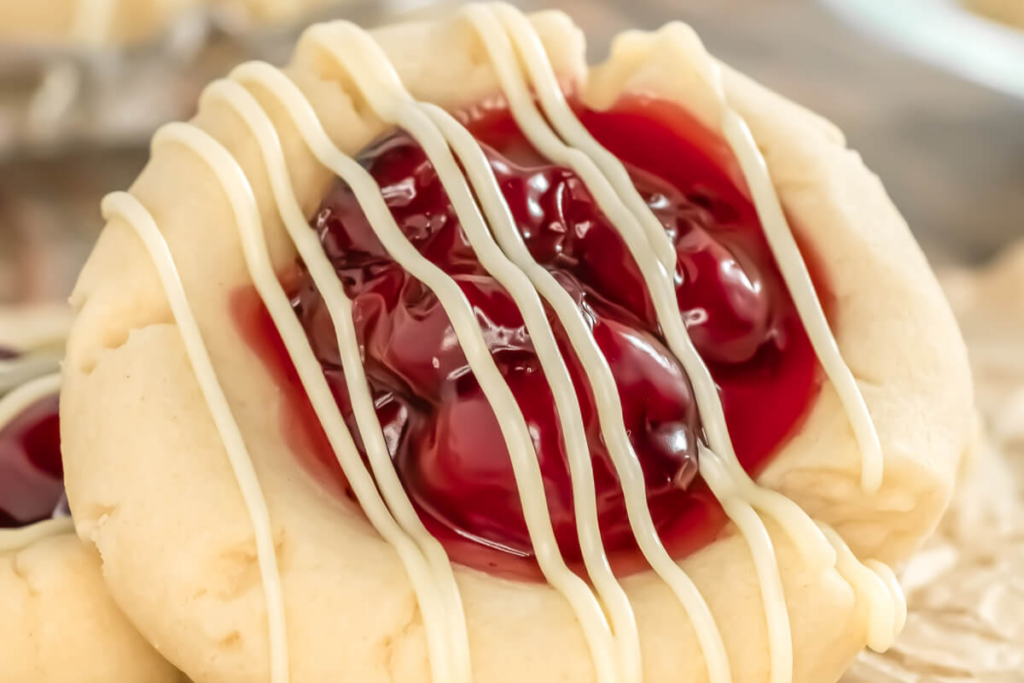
[0, 393, 64, 529]
[238, 95, 825, 579]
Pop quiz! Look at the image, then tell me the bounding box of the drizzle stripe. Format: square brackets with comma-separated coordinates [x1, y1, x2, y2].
[153, 121, 460, 683]
[474, 1, 833, 573]
[719, 110, 884, 494]
[301, 27, 637, 681]
[497, 0, 884, 497]
[818, 523, 900, 653]
[465, 7, 803, 682]
[0, 373, 61, 427]
[101, 191, 290, 683]
[490, 3, 678, 273]
[229, 61, 614, 682]
[196, 80, 472, 682]
[864, 559, 908, 641]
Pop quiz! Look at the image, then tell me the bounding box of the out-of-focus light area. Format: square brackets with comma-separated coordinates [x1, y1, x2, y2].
[0, 0, 1021, 305]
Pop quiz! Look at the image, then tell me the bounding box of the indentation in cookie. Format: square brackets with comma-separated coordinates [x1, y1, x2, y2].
[217, 630, 243, 650]
[241, 94, 827, 579]
[70, 299, 175, 376]
[207, 531, 289, 601]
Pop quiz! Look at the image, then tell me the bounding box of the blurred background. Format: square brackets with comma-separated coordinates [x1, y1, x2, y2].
[0, 0, 1021, 306]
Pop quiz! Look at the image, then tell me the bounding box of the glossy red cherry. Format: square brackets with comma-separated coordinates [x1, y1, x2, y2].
[0, 393, 63, 529]
[241, 96, 824, 578]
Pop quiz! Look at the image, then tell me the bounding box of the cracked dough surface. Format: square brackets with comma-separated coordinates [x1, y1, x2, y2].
[0, 533, 185, 683]
[0, 304, 183, 683]
[60, 10, 972, 683]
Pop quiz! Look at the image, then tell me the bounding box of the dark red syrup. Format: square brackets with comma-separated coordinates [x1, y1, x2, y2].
[0, 392, 64, 528]
[236, 95, 826, 579]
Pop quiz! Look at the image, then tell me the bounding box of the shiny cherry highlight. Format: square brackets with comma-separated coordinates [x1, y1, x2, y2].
[240, 96, 824, 579]
[0, 393, 64, 529]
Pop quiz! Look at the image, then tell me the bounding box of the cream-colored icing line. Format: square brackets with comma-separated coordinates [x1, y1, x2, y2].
[864, 559, 907, 639]
[100, 191, 290, 683]
[474, 3, 901, 680]
[151, 121, 458, 683]
[495, 1, 884, 497]
[0, 356, 62, 396]
[465, 7, 804, 683]
[227, 59, 617, 683]
[0, 308, 72, 353]
[201, 76, 473, 682]
[305, 26, 638, 682]
[490, 5, 680, 276]
[313, 19, 741, 683]
[0, 308, 71, 393]
[0, 372, 60, 434]
[470, 1, 825, 558]
[478, 2, 831, 572]
[696, 445, 792, 682]
[818, 524, 905, 652]
[421, 105, 660, 683]
[170, 82, 469, 681]
[717, 110, 884, 493]
[420, 104, 653, 683]
[479, 22, 885, 667]
[0, 373, 71, 554]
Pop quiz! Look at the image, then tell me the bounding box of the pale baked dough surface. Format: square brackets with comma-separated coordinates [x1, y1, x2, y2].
[0, 303, 184, 683]
[60, 10, 973, 683]
[0, 533, 186, 683]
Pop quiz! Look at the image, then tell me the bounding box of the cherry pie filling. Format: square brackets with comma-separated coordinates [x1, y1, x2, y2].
[240, 95, 827, 579]
[0, 382, 64, 529]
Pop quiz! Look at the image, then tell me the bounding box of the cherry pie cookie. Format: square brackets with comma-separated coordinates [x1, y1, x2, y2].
[58, 5, 972, 683]
[0, 306, 183, 682]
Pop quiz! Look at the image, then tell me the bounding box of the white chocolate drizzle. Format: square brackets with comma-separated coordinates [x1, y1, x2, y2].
[93, 5, 905, 682]
[200, 77, 473, 681]
[0, 306, 72, 394]
[462, 7, 820, 683]
[0, 373, 61, 436]
[0, 306, 73, 353]
[298, 26, 629, 681]
[717, 110, 884, 494]
[154, 113, 464, 683]
[101, 191, 290, 683]
[818, 523, 906, 651]
[228, 59, 615, 683]
[469, 0, 829, 558]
